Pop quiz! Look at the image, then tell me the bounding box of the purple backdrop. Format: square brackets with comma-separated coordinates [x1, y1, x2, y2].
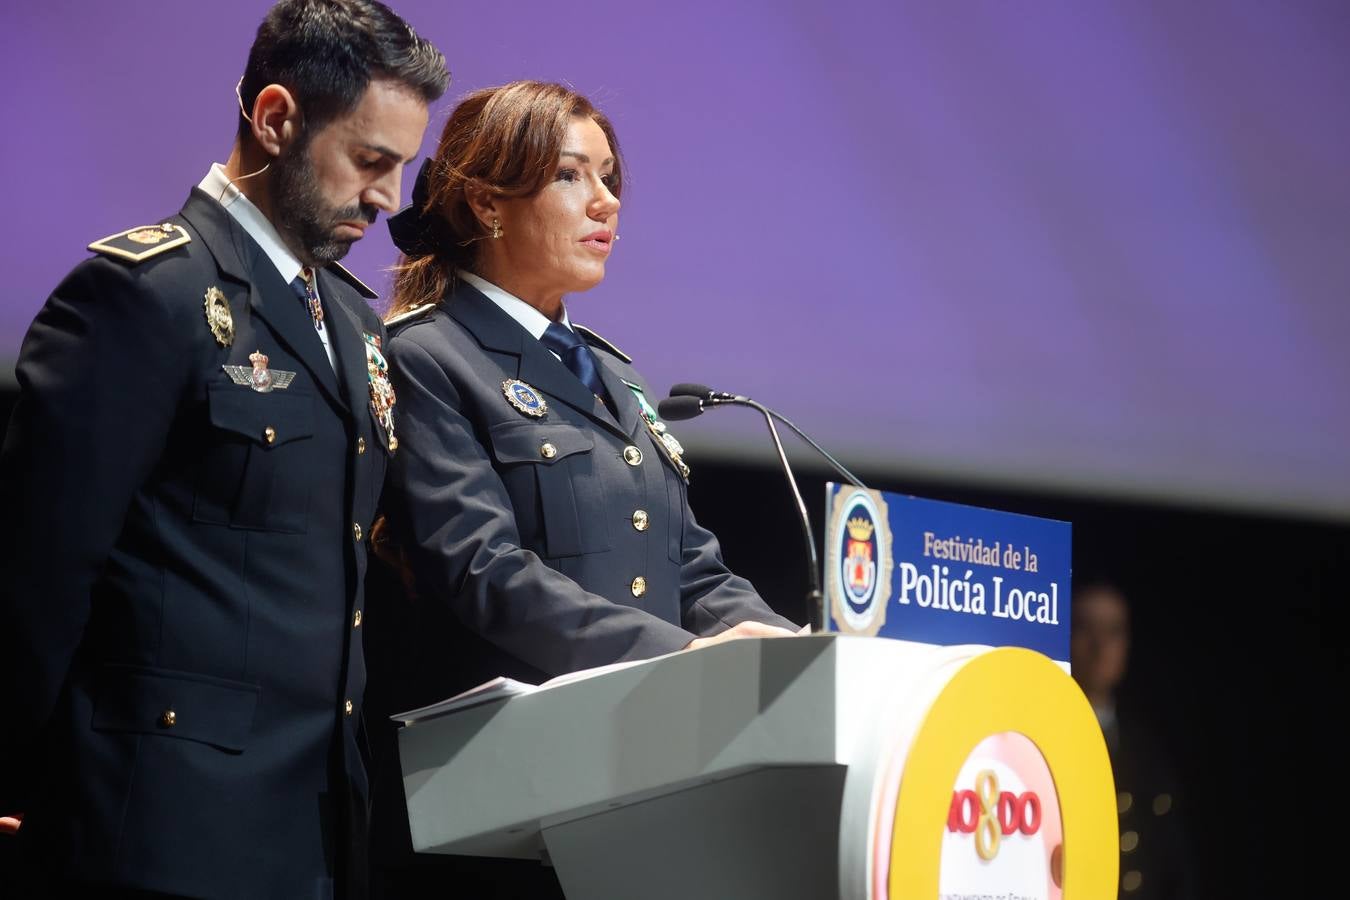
[3, 0, 1348, 520]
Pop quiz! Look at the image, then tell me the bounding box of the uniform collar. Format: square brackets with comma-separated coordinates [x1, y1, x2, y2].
[456, 270, 572, 343]
[198, 163, 305, 287]
[448, 281, 637, 436]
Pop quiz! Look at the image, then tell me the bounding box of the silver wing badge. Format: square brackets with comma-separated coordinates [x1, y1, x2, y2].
[223, 350, 297, 393]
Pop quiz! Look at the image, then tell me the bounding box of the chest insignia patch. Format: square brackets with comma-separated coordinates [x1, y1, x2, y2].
[204, 286, 234, 347]
[502, 379, 549, 418]
[223, 350, 296, 393]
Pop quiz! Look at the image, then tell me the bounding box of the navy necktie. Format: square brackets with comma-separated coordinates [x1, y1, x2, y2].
[540, 322, 608, 403]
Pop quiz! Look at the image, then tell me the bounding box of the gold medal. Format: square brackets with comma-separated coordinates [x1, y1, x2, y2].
[204, 286, 233, 347]
[364, 333, 397, 447]
[624, 380, 690, 479]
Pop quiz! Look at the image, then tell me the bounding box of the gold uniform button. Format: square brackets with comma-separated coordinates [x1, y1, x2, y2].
[159, 709, 177, 728]
[631, 576, 647, 597]
[357, 437, 366, 455]
[389, 436, 399, 451]
[632, 509, 650, 531]
[352, 522, 363, 542]
[344, 699, 354, 716]
[1122, 870, 1142, 892]
[353, 609, 363, 628]
[540, 442, 557, 459]
[1120, 829, 1139, 853]
[623, 446, 643, 466]
[263, 426, 276, 445]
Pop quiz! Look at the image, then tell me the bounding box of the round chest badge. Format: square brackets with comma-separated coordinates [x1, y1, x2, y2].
[825, 489, 893, 636]
[502, 379, 548, 418]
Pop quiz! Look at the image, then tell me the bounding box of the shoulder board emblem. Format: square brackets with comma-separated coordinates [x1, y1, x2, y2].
[327, 262, 379, 299]
[88, 223, 191, 263]
[573, 324, 632, 363]
[385, 302, 438, 328]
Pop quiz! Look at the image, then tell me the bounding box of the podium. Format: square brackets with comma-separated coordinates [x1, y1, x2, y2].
[397, 635, 1117, 899]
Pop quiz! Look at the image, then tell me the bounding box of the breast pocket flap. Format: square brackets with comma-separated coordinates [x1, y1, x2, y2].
[207, 382, 315, 448]
[488, 421, 594, 465]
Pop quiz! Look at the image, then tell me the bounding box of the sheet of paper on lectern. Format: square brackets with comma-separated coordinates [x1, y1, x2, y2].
[390, 676, 537, 725]
[391, 655, 665, 726]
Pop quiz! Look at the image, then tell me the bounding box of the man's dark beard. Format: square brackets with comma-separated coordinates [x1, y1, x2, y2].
[271, 134, 378, 265]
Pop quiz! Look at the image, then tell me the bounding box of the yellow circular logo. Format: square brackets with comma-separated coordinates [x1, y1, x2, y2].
[874, 648, 1117, 898]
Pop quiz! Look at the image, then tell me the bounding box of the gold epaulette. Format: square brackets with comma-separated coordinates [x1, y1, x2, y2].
[574, 324, 632, 363]
[329, 262, 379, 299]
[385, 302, 438, 328]
[88, 223, 191, 263]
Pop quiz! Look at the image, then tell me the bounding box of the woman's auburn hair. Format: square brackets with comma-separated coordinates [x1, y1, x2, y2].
[386, 80, 624, 318]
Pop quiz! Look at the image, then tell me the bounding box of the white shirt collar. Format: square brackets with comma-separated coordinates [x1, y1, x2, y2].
[457, 270, 571, 341]
[197, 163, 305, 286]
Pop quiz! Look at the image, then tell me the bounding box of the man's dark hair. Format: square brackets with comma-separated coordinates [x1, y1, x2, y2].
[238, 0, 449, 138]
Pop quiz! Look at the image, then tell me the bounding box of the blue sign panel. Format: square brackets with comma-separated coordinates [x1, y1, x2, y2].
[822, 485, 1071, 662]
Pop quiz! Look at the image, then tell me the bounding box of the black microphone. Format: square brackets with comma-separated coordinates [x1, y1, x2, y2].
[670, 383, 747, 403]
[655, 395, 704, 421]
[669, 382, 715, 399]
[660, 383, 869, 634]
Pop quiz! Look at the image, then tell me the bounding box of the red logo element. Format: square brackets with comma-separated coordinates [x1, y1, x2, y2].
[848, 538, 873, 591]
[947, 770, 1041, 860]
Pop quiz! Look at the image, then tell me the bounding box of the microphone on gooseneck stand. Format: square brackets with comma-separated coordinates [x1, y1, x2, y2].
[656, 383, 870, 635]
[653, 395, 704, 422]
[661, 384, 867, 489]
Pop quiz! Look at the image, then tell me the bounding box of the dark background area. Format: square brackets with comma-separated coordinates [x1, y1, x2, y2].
[1, 385, 1342, 894]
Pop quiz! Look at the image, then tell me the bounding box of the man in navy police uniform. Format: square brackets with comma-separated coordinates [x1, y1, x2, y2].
[0, 2, 446, 896]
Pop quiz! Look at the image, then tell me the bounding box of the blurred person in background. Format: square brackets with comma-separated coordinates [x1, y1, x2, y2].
[1072, 579, 1197, 899]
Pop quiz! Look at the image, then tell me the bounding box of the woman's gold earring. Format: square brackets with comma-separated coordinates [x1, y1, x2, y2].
[491, 219, 502, 240]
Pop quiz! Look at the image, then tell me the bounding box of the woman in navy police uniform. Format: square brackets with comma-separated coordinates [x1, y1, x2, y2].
[364, 81, 800, 898]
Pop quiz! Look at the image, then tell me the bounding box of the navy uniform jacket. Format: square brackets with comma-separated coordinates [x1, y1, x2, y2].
[364, 280, 796, 894]
[0, 188, 391, 898]
[380, 279, 796, 675]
